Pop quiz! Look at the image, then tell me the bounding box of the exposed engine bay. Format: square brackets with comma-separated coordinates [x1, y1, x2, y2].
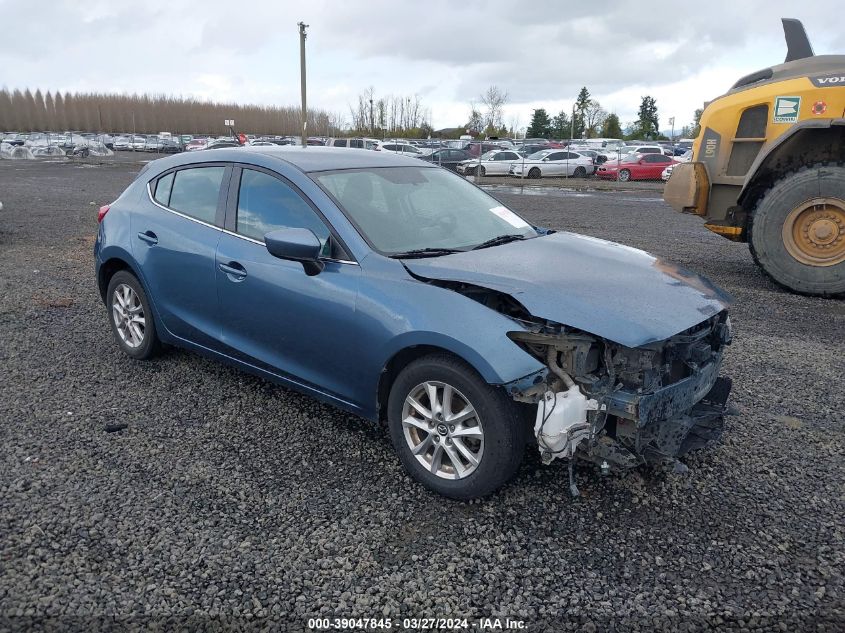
[505, 312, 733, 491]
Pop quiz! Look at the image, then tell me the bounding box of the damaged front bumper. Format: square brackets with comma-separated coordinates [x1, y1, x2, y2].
[505, 314, 733, 476]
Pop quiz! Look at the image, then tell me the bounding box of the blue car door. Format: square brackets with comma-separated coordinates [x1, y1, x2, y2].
[131, 164, 229, 349]
[215, 165, 362, 405]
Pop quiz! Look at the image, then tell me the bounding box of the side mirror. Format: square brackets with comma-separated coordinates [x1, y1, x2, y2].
[264, 228, 325, 276]
[639, 158, 647, 164]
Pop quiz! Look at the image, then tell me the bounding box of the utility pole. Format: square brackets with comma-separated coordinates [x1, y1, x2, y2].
[298, 21, 308, 148]
[370, 98, 374, 137]
[669, 116, 675, 142]
[570, 104, 575, 144]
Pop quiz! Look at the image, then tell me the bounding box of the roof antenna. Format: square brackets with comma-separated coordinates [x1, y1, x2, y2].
[782, 18, 814, 62]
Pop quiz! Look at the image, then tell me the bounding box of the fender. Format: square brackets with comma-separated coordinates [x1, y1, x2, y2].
[738, 117, 845, 205]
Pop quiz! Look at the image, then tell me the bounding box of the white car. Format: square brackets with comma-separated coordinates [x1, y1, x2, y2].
[375, 141, 423, 155]
[661, 164, 675, 181]
[456, 150, 524, 176]
[129, 136, 147, 151]
[509, 149, 596, 179]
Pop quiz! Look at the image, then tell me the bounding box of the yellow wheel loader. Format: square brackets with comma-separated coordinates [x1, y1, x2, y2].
[665, 19, 845, 296]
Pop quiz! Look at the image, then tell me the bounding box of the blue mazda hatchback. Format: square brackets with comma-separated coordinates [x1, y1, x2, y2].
[95, 147, 733, 499]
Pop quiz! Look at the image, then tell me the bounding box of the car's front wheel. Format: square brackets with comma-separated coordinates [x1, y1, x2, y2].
[618, 169, 631, 182]
[106, 270, 159, 360]
[387, 354, 526, 500]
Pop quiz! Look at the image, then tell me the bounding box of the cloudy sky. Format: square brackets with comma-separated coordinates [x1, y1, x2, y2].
[1, 0, 841, 133]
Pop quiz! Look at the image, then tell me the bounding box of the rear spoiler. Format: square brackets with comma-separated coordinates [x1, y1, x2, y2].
[782, 18, 814, 62]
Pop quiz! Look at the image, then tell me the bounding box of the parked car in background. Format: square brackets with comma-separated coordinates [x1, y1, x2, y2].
[457, 150, 524, 176]
[327, 138, 379, 150]
[113, 136, 130, 151]
[205, 139, 241, 150]
[144, 137, 164, 152]
[160, 138, 183, 154]
[418, 148, 472, 171]
[597, 153, 677, 181]
[622, 144, 664, 156]
[94, 146, 732, 500]
[509, 149, 595, 179]
[185, 138, 208, 152]
[375, 141, 423, 155]
[662, 164, 676, 181]
[130, 136, 147, 151]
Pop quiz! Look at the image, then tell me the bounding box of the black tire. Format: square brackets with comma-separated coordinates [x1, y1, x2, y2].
[478, 166, 486, 177]
[106, 270, 160, 360]
[573, 166, 587, 178]
[528, 167, 541, 179]
[748, 164, 845, 297]
[618, 169, 631, 182]
[387, 354, 526, 500]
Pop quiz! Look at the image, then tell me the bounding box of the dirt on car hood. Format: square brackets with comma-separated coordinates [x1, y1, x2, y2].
[403, 232, 732, 348]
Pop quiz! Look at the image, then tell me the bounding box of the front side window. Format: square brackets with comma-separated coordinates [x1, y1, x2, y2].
[166, 166, 226, 224]
[349, 139, 364, 148]
[236, 169, 331, 248]
[315, 167, 538, 255]
[333, 139, 347, 147]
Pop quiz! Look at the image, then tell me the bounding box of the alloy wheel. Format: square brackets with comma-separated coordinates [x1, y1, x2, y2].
[112, 283, 146, 348]
[401, 381, 484, 480]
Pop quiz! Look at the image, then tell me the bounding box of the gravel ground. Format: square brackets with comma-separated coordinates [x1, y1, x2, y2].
[0, 159, 843, 632]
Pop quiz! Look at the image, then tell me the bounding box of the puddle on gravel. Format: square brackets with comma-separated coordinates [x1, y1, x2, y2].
[480, 184, 664, 204]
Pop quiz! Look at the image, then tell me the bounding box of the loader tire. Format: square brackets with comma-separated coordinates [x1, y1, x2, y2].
[748, 164, 845, 297]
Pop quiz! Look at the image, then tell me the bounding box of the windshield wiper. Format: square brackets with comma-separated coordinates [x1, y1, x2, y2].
[389, 247, 463, 259]
[471, 234, 526, 250]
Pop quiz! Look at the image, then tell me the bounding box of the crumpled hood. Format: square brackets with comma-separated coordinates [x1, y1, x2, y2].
[404, 232, 732, 348]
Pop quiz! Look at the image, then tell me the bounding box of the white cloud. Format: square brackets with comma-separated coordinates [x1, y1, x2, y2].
[0, 0, 839, 131]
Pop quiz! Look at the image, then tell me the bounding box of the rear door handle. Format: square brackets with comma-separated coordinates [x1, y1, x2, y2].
[137, 231, 158, 245]
[218, 261, 247, 280]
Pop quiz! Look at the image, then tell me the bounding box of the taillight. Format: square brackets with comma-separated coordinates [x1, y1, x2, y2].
[97, 204, 110, 223]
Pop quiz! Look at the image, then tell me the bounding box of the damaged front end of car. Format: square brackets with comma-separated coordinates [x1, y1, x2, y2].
[504, 313, 733, 492]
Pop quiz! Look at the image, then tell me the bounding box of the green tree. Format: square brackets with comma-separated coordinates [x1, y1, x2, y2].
[526, 108, 552, 138]
[550, 110, 571, 139]
[600, 113, 623, 139]
[572, 86, 591, 138]
[690, 107, 703, 138]
[634, 95, 660, 139]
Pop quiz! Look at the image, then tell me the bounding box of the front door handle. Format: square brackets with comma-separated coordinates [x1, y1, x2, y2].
[137, 231, 158, 245]
[218, 261, 247, 280]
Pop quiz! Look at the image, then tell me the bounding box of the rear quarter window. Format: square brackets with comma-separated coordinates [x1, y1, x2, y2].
[167, 166, 226, 224]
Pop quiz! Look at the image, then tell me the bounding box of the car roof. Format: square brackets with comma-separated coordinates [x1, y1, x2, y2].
[140, 146, 435, 175]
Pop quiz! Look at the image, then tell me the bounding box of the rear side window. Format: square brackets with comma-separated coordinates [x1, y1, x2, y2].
[168, 166, 226, 224]
[349, 139, 364, 149]
[236, 169, 330, 245]
[333, 139, 347, 147]
[154, 172, 174, 205]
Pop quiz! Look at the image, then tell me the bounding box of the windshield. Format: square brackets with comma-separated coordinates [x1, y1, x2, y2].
[621, 154, 642, 164]
[480, 151, 498, 160]
[314, 167, 538, 254]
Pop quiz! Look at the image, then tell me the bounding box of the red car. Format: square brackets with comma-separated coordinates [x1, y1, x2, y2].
[596, 153, 676, 181]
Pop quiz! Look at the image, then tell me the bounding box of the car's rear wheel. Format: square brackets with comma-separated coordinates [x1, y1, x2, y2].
[528, 167, 541, 179]
[106, 270, 159, 360]
[574, 166, 587, 178]
[478, 166, 486, 177]
[618, 169, 631, 182]
[387, 354, 525, 500]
